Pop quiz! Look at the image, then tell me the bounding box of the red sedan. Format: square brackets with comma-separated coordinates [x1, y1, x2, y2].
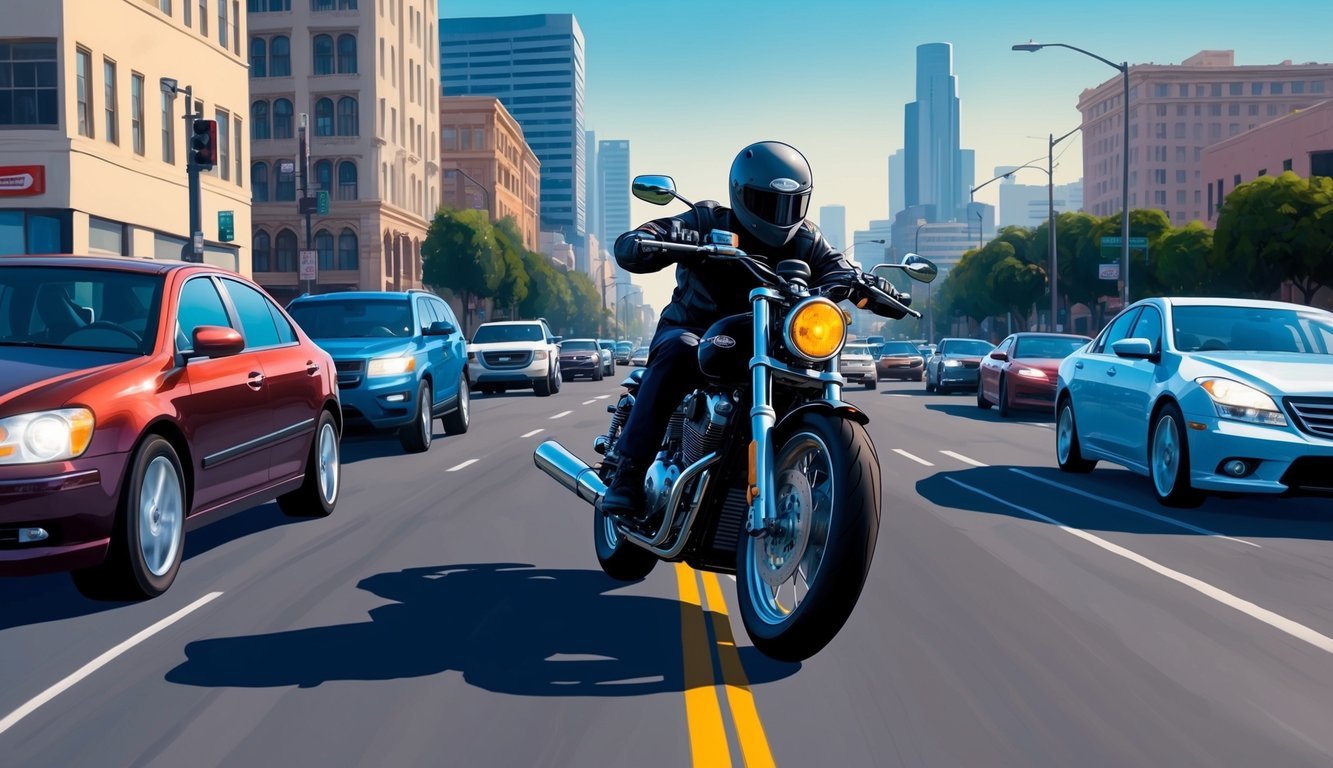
[977, 332, 1091, 416]
[0, 257, 340, 600]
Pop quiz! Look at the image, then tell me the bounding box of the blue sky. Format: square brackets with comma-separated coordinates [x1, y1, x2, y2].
[442, 0, 1333, 310]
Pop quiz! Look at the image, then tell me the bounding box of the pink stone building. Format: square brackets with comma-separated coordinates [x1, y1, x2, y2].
[1079, 51, 1333, 226]
[1201, 99, 1333, 223]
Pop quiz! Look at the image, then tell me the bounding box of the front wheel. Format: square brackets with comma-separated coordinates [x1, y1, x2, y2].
[736, 414, 880, 662]
[442, 377, 470, 435]
[1151, 403, 1205, 508]
[399, 381, 433, 452]
[997, 375, 1012, 418]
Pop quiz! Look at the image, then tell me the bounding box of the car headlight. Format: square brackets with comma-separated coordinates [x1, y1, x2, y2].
[367, 355, 416, 377]
[0, 408, 95, 465]
[1016, 367, 1049, 380]
[944, 359, 962, 368]
[533, 350, 549, 361]
[1197, 377, 1287, 426]
[784, 298, 846, 362]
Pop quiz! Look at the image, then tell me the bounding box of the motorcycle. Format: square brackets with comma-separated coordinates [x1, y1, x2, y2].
[534, 175, 938, 662]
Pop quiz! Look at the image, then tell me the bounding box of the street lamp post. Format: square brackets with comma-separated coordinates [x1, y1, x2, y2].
[914, 222, 931, 343]
[1014, 41, 1130, 307]
[445, 167, 491, 219]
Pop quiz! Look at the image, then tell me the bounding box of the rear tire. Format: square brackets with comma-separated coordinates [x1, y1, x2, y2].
[1055, 396, 1096, 473]
[593, 492, 658, 582]
[72, 436, 186, 601]
[442, 377, 470, 435]
[866, 379, 876, 390]
[278, 410, 340, 518]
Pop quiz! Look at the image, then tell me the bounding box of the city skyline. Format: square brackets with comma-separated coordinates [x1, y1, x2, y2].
[442, 0, 1333, 310]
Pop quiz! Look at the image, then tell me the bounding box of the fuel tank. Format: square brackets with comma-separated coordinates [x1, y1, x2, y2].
[698, 313, 752, 382]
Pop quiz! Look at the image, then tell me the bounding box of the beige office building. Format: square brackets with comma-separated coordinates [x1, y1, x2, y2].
[1079, 50, 1333, 226]
[0, 0, 252, 272]
[248, 0, 438, 302]
[439, 95, 541, 252]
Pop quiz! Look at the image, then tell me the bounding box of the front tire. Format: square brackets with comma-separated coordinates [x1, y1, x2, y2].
[534, 366, 554, 397]
[976, 380, 992, 409]
[279, 410, 340, 518]
[399, 381, 433, 452]
[736, 414, 880, 662]
[1055, 396, 1096, 473]
[72, 436, 186, 601]
[997, 375, 1012, 418]
[593, 366, 604, 382]
[1150, 403, 1204, 508]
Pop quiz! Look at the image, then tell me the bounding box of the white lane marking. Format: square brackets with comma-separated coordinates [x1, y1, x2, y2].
[941, 450, 987, 467]
[946, 478, 1333, 654]
[596, 395, 612, 400]
[521, 429, 545, 439]
[885, 394, 912, 398]
[1010, 468, 1260, 549]
[582, 399, 597, 405]
[727, 574, 737, 582]
[550, 410, 573, 420]
[892, 449, 935, 467]
[447, 459, 479, 472]
[0, 591, 223, 737]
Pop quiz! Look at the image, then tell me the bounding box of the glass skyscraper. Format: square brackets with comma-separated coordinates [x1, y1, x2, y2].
[903, 42, 971, 223]
[440, 14, 586, 239]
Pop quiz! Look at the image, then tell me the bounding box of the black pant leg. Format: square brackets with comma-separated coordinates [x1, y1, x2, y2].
[615, 328, 704, 463]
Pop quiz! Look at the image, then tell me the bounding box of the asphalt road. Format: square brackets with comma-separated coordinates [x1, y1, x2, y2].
[5, 374, 1333, 767]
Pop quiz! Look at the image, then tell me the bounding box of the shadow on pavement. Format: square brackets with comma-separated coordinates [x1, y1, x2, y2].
[165, 563, 800, 695]
[917, 465, 1333, 541]
[339, 428, 467, 464]
[925, 403, 1054, 424]
[0, 502, 304, 630]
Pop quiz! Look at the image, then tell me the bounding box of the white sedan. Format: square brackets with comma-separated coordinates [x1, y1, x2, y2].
[1055, 297, 1333, 507]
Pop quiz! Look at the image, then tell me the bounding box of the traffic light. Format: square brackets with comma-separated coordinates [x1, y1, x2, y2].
[190, 118, 217, 169]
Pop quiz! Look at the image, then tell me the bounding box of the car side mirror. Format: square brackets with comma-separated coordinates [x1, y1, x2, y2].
[990, 350, 1009, 362]
[1112, 338, 1157, 360]
[191, 325, 245, 358]
[425, 320, 455, 336]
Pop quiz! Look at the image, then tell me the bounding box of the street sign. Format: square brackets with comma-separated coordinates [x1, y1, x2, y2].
[299, 249, 318, 280]
[1098, 236, 1147, 282]
[278, 160, 295, 176]
[317, 190, 329, 215]
[1099, 236, 1149, 248]
[192, 232, 204, 256]
[217, 210, 234, 242]
[1098, 263, 1120, 280]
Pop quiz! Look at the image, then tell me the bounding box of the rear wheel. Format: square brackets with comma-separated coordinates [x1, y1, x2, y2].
[1055, 396, 1096, 473]
[593, 466, 657, 581]
[72, 436, 186, 601]
[1150, 403, 1205, 508]
[736, 414, 879, 662]
[278, 410, 340, 518]
[442, 377, 470, 435]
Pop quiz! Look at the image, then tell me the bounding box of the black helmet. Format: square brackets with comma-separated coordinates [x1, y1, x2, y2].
[729, 141, 813, 248]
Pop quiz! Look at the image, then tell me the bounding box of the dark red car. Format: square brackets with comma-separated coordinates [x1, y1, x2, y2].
[0, 257, 340, 600]
[977, 332, 1091, 416]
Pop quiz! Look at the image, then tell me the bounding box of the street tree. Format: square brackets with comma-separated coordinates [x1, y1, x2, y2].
[422, 208, 504, 333]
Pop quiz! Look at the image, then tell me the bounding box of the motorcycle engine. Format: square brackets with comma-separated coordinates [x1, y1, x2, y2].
[682, 391, 736, 467]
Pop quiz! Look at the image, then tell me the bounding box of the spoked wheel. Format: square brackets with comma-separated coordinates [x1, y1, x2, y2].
[592, 465, 656, 581]
[1151, 403, 1204, 508]
[399, 381, 433, 452]
[443, 377, 470, 435]
[736, 414, 879, 662]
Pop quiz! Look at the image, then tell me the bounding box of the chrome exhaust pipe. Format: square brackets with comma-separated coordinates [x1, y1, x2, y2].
[533, 441, 606, 505]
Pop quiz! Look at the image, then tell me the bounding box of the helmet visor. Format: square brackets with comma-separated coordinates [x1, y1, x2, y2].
[741, 186, 810, 228]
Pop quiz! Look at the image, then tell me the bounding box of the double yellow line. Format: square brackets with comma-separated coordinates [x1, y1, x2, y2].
[675, 563, 776, 768]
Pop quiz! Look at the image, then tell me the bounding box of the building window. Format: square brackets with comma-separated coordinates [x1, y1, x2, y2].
[378, 38, 384, 77]
[1176, 170, 1186, 184]
[0, 210, 69, 255]
[1314, 81, 1326, 94]
[270, 36, 291, 76]
[232, 2, 240, 54]
[272, 97, 293, 138]
[1271, 82, 1284, 95]
[252, 161, 269, 201]
[338, 228, 358, 269]
[314, 97, 334, 135]
[274, 229, 298, 271]
[161, 0, 172, 12]
[337, 160, 357, 199]
[234, 114, 242, 184]
[313, 34, 334, 75]
[75, 47, 93, 137]
[216, 109, 230, 180]
[1293, 81, 1306, 95]
[184, 0, 192, 25]
[161, 89, 174, 163]
[130, 73, 145, 155]
[340, 0, 357, 7]
[252, 230, 271, 271]
[219, 0, 228, 47]
[0, 40, 58, 127]
[313, 0, 335, 10]
[337, 34, 356, 74]
[1229, 82, 1241, 96]
[1284, 158, 1293, 172]
[251, 100, 269, 139]
[1251, 82, 1262, 96]
[250, 38, 267, 77]
[200, 0, 208, 36]
[315, 158, 332, 192]
[315, 228, 334, 269]
[1234, 174, 1242, 187]
[336, 96, 357, 135]
[103, 58, 118, 144]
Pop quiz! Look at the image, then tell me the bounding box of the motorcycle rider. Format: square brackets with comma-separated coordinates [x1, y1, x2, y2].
[600, 141, 909, 520]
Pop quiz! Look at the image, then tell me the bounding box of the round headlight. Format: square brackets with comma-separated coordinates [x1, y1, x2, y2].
[784, 298, 847, 362]
[24, 415, 70, 461]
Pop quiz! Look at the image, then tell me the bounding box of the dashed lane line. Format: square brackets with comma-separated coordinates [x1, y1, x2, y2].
[521, 429, 544, 438]
[940, 450, 987, 467]
[582, 399, 597, 405]
[595, 395, 612, 400]
[446, 459, 479, 472]
[551, 410, 573, 420]
[892, 449, 935, 467]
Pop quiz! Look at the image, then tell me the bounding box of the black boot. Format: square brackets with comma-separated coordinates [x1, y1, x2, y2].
[600, 457, 647, 521]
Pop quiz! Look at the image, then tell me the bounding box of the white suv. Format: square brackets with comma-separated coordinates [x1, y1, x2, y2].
[467, 319, 562, 396]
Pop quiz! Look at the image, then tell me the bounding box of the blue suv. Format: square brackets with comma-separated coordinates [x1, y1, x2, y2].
[287, 290, 469, 452]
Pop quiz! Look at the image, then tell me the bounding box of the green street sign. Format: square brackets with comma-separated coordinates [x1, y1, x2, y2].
[317, 190, 330, 215]
[217, 210, 234, 242]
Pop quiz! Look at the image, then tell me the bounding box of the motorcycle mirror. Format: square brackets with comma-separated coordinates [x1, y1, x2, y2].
[901, 252, 938, 284]
[632, 175, 680, 206]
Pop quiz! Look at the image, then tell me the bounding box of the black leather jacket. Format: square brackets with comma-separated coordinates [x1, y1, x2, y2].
[615, 201, 859, 331]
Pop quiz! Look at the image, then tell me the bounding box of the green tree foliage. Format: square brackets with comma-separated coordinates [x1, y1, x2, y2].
[1153, 223, 1215, 296]
[491, 217, 530, 316]
[1091, 209, 1171, 301]
[1214, 172, 1333, 303]
[421, 208, 503, 333]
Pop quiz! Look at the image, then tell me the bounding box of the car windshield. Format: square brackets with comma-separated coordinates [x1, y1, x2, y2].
[616, 342, 634, 353]
[561, 340, 598, 351]
[843, 345, 875, 357]
[288, 299, 413, 339]
[1015, 336, 1088, 359]
[0, 266, 163, 355]
[941, 340, 993, 357]
[1173, 305, 1333, 354]
[598, 341, 614, 350]
[472, 324, 544, 344]
[880, 342, 918, 356]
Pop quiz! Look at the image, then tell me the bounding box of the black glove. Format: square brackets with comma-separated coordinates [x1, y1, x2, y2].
[856, 273, 910, 319]
[668, 220, 701, 246]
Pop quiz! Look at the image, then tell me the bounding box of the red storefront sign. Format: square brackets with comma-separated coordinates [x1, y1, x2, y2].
[0, 165, 46, 196]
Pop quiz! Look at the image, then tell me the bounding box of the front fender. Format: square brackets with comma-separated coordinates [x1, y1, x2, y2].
[776, 400, 870, 434]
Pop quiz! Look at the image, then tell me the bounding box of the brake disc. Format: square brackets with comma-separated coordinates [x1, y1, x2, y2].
[760, 469, 814, 588]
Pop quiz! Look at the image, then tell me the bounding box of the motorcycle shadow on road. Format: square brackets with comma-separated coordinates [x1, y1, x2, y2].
[165, 562, 800, 695]
[916, 466, 1333, 542]
[0, 502, 303, 630]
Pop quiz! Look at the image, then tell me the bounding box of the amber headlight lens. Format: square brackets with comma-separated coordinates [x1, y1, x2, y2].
[784, 298, 847, 362]
[0, 408, 95, 464]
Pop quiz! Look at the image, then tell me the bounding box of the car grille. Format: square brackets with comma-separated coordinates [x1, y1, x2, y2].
[483, 350, 533, 369]
[1280, 457, 1333, 493]
[960, 360, 980, 370]
[334, 359, 363, 390]
[1285, 397, 1333, 439]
